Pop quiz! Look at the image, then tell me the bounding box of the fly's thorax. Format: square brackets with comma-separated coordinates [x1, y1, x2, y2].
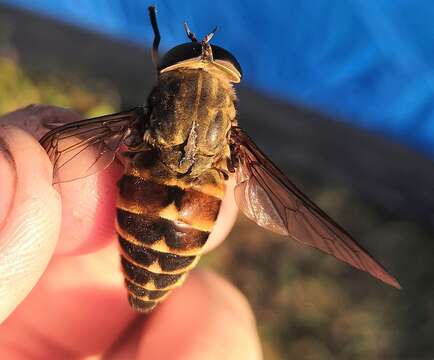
[145, 68, 236, 176]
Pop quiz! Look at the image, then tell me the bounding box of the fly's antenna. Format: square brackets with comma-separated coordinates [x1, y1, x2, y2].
[183, 22, 198, 42]
[203, 27, 217, 44]
[201, 27, 217, 61]
[148, 5, 161, 69]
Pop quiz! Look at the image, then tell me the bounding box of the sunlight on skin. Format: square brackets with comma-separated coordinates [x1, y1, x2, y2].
[0, 106, 261, 359]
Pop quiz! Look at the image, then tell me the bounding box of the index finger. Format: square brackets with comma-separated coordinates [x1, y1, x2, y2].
[1, 105, 123, 255]
[1, 105, 238, 256]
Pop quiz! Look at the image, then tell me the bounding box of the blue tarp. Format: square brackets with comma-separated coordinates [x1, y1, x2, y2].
[1, 0, 434, 158]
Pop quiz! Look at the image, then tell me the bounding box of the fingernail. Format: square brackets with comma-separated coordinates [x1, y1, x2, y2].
[0, 137, 16, 229]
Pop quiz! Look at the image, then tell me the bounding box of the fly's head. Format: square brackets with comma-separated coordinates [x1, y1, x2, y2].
[148, 6, 242, 83]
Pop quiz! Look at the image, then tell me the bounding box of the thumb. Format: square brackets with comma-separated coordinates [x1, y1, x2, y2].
[0, 125, 61, 323]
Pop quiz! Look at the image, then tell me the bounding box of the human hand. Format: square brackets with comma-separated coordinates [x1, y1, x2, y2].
[0, 105, 262, 359]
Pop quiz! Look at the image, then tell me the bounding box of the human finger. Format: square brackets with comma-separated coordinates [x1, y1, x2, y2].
[0, 125, 61, 323]
[1, 105, 123, 255]
[1, 105, 238, 256]
[203, 176, 238, 254]
[106, 270, 262, 360]
[0, 243, 137, 358]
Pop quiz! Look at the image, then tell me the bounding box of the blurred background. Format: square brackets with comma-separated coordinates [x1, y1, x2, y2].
[0, 1, 433, 359]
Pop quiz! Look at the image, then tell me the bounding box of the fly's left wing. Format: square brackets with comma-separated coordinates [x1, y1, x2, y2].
[40, 108, 144, 184]
[230, 126, 401, 289]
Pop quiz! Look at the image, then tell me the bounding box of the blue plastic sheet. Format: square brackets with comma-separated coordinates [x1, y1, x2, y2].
[1, 0, 433, 157]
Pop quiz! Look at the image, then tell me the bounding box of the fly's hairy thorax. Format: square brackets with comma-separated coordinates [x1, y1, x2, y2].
[146, 68, 237, 178]
[116, 68, 236, 312]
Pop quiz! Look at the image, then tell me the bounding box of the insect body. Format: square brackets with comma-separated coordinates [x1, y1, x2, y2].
[40, 7, 400, 313]
[116, 62, 238, 311]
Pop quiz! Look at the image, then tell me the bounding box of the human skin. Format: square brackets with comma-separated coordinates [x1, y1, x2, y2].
[0, 105, 262, 359]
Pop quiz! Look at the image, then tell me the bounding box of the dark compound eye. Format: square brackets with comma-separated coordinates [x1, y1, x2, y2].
[158, 42, 243, 78]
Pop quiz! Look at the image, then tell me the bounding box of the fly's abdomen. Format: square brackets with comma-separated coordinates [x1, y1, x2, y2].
[116, 151, 224, 313]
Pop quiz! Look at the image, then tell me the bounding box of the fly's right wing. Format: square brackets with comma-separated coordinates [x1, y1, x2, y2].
[230, 126, 401, 289]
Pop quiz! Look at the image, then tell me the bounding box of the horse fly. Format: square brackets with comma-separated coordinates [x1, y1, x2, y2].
[40, 6, 400, 313]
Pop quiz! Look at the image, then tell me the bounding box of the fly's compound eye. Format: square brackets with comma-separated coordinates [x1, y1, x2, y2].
[158, 43, 243, 80]
[158, 43, 201, 71]
[211, 44, 243, 79]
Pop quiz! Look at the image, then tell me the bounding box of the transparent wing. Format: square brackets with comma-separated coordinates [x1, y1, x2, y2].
[39, 108, 143, 183]
[231, 126, 400, 289]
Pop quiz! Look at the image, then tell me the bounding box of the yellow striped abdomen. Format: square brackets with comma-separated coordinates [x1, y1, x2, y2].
[116, 151, 224, 313]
